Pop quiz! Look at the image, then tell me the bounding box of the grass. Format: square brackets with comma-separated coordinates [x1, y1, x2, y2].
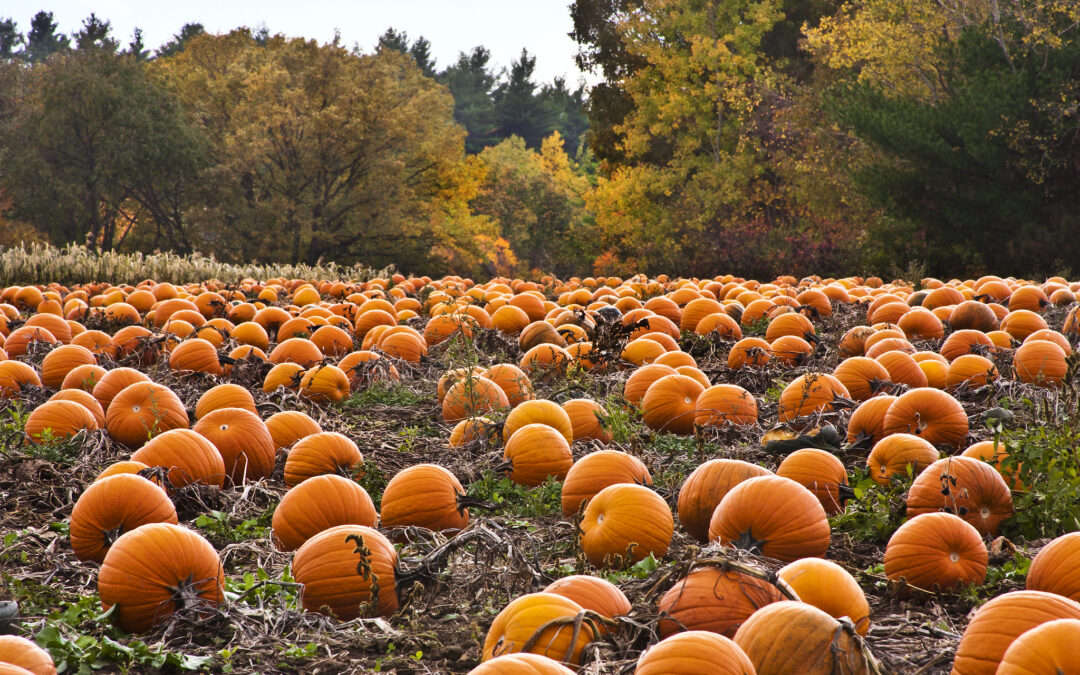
[341, 382, 425, 408]
[466, 471, 563, 518]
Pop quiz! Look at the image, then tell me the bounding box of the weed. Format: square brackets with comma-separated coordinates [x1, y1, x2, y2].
[194, 508, 274, 543]
[467, 471, 562, 518]
[829, 467, 911, 544]
[997, 418, 1080, 540]
[341, 382, 424, 408]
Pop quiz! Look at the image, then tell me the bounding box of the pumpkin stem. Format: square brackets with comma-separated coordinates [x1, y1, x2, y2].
[493, 458, 514, 476]
[169, 574, 205, 612]
[103, 526, 124, 547]
[455, 494, 495, 514]
[837, 484, 856, 504]
[733, 529, 766, 555]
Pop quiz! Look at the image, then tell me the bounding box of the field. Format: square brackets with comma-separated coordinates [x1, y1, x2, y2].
[2, 268, 1079, 674]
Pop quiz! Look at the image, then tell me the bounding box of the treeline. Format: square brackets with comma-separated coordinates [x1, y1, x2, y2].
[0, 12, 596, 278]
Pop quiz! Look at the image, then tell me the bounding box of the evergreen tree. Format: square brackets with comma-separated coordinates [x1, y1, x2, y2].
[24, 11, 69, 63]
[539, 78, 589, 155]
[157, 23, 205, 57]
[0, 18, 23, 59]
[493, 49, 558, 149]
[127, 28, 149, 60]
[409, 36, 436, 78]
[74, 13, 117, 51]
[439, 47, 499, 153]
[376, 27, 409, 54]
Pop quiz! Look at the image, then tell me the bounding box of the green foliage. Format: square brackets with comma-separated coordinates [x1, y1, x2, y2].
[226, 565, 301, 609]
[829, 467, 911, 544]
[342, 382, 425, 408]
[467, 471, 563, 518]
[604, 553, 663, 583]
[999, 420, 1080, 540]
[194, 508, 273, 543]
[985, 551, 1031, 587]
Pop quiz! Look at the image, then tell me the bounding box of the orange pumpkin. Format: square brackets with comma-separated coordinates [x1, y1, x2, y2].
[561, 450, 652, 517]
[194, 383, 257, 419]
[641, 374, 706, 435]
[883, 512, 987, 592]
[881, 387, 968, 449]
[104, 382, 188, 448]
[845, 395, 896, 447]
[481, 593, 593, 665]
[272, 474, 377, 551]
[709, 475, 830, 562]
[580, 484, 673, 566]
[131, 428, 227, 489]
[503, 399, 574, 445]
[778, 558, 869, 635]
[776, 373, 849, 423]
[501, 423, 573, 487]
[193, 407, 275, 486]
[291, 524, 398, 619]
[997, 618, 1080, 675]
[776, 448, 850, 515]
[677, 459, 772, 543]
[658, 566, 782, 638]
[561, 398, 613, 443]
[283, 431, 363, 488]
[70, 473, 178, 563]
[265, 410, 322, 450]
[380, 464, 470, 532]
[906, 456, 1013, 536]
[733, 601, 868, 674]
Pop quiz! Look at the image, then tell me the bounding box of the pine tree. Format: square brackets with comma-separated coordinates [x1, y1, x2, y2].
[492, 49, 558, 149]
[157, 23, 205, 57]
[0, 18, 23, 59]
[439, 47, 499, 153]
[24, 11, 70, 63]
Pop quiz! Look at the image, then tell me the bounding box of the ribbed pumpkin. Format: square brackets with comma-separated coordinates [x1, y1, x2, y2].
[265, 410, 322, 450]
[442, 375, 510, 423]
[996, 618, 1080, 675]
[104, 382, 188, 448]
[298, 364, 351, 403]
[24, 399, 98, 443]
[906, 456, 1013, 536]
[168, 338, 222, 376]
[694, 384, 757, 427]
[727, 337, 771, 369]
[282, 431, 363, 488]
[769, 335, 813, 366]
[60, 363, 107, 392]
[961, 439, 1022, 489]
[0, 635, 56, 675]
[468, 653, 574, 674]
[44, 389, 104, 429]
[845, 395, 897, 447]
[272, 474, 377, 551]
[945, 354, 998, 390]
[709, 476, 830, 562]
[262, 362, 306, 393]
[291, 524, 398, 619]
[379, 464, 469, 532]
[379, 330, 427, 362]
[96, 460, 150, 482]
[776, 449, 849, 515]
[449, 416, 494, 447]
[2, 326, 56, 358]
[883, 512, 987, 592]
[950, 300, 999, 332]
[501, 423, 573, 487]
[635, 630, 757, 675]
[778, 558, 870, 635]
[1013, 339, 1068, 386]
[940, 329, 994, 362]
[193, 407, 275, 486]
[677, 459, 772, 543]
[874, 350, 928, 389]
[1000, 309, 1048, 340]
[866, 433, 938, 485]
[776, 373, 849, 423]
[70, 473, 177, 563]
[832, 357, 890, 402]
[39, 344, 96, 390]
[733, 602, 868, 675]
[92, 367, 150, 411]
[131, 428, 226, 489]
[543, 575, 631, 624]
[1027, 532, 1080, 601]
[952, 591, 1080, 675]
[623, 364, 677, 407]
[561, 398, 613, 443]
[641, 374, 706, 435]
[561, 450, 652, 517]
[881, 388, 968, 449]
[269, 337, 324, 367]
[838, 326, 875, 358]
[0, 360, 41, 398]
[503, 399, 574, 445]
[481, 593, 594, 665]
[98, 523, 224, 633]
[580, 483, 673, 566]
[194, 383, 256, 419]
[657, 566, 783, 638]
[485, 363, 534, 407]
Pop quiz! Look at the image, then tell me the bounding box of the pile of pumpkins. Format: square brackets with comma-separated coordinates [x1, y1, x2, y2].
[1, 271, 1079, 674]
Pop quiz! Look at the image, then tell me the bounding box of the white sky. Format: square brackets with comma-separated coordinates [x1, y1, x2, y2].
[7, 1, 595, 86]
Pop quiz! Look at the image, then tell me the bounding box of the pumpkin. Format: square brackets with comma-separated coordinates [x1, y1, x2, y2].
[503, 399, 574, 445]
[768, 335, 813, 367]
[776, 373, 849, 423]
[308, 324, 353, 357]
[866, 433, 938, 485]
[561, 398, 613, 443]
[838, 326, 875, 358]
[883, 512, 987, 592]
[832, 357, 890, 402]
[845, 395, 897, 448]
[709, 475, 830, 562]
[897, 307, 944, 339]
[380, 464, 469, 532]
[1027, 532, 1080, 601]
[269, 337, 323, 367]
[765, 312, 814, 342]
[60, 363, 106, 392]
[442, 375, 510, 422]
[502, 423, 573, 487]
[949, 301, 999, 332]
[680, 297, 725, 332]
[491, 306, 532, 335]
[283, 431, 363, 488]
[881, 387, 968, 449]
[96, 460, 151, 482]
[24, 399, 98, 443]
[874, 350, 928, 389]
[622, 337, 667, 365]
[485, 363, 534, 407]
[70, 473, 178, 563]
[940, 329, 994, 361]
[468, 654, 574, 674]
[2, 326, 56, 358]
[193, 407, 275, 486]
[778, 558, 869, 635]
[961, 439, 1022, 489]
[0, 635, 55, 675]
[194, 383, 257, 419]
[1000, 309, 1048, 340]
[776, 449, 850, 515]
[906, 456, 1013, 536]
[104, 382, 188, 448]
[654, 350, 697, 369]
[449, 416, 494, 447]
[1013, 339, 1068, 386]
[519, 344, 572, 376]
[272, 474, 377, 551]
[519, 321, 566, 351]
[694, 384, 758, 427]
[996, 618, 1080, 675]
[641, 374, 706, 435]
[733, 601, 869, 674]
[298, 364, 351, 403]
[262, 362, 306, 392]
[658, 566, 783, 638]
[380, 330, 427, 362]
[635, 630, 757, 675]
[580, 483, 673, 566]
[168, 338, 222, 376]
[561, 450, 652, 517]
[91, 367, 150, 411]
[677, 459, 772, 542]
[543, 575, 631, 624]
[623, 364, 677, 407]
[727, 337, 771, 369]
[47, 389, 105, 427]
[39, 344, 96, 389]
[481, 593, 594, 665]
[98, 523, 224, 633]
[291, 524, 398, 619]
[952, 591, 1080, 675]
[131, 428, 226, 489]
[265, 410, 322, 450]
[946, 354, 999, 389]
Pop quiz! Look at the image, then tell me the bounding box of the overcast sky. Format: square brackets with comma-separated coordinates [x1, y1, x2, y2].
[8, 1, 594, 85]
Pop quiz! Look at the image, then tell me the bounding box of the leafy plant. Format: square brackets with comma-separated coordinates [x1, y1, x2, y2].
[341, 382, 424, 408]
[829, 467, 911, 544]
[467, 471, 562, 518]
[998, 419, 1080, 540]
[194, 508, 273, 543]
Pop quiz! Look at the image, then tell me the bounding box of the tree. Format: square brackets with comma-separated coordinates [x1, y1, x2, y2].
[74, 13, 117, 51]
[0, 18, 23, 59]
[539, 78, 590, 155]
[376, 27, 409, 54]
[127, 28, 149, 60]
[23, 11, 69, 63]
[409, 36, 437, 78]
[493, 49, 558, 149]
[439, 47, 499, 153]
[157, 23, 204, 57]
